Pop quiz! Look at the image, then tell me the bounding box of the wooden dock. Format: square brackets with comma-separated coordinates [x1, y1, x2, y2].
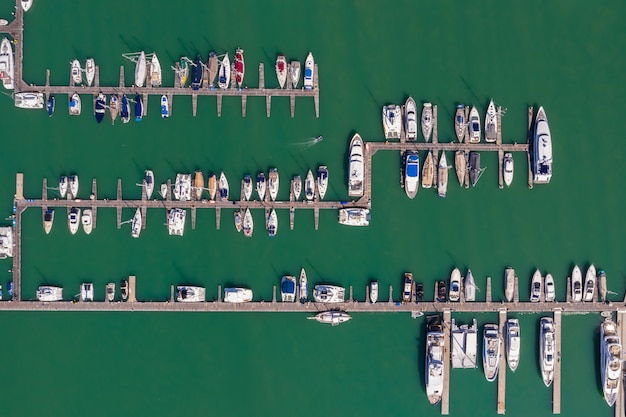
[616, 311, 626, 417]
[497, 308, 507, 414]
[442, 309, 451, 415]
[553, 309, 562, 414]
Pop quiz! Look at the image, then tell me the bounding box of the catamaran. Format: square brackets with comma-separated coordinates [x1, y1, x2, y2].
[224, 287, 253, 303]
[14, 92, 44, 109]
[533, 106, 552, 184]
[338, 208, 370, 226]
[85, 58, 95, 87]
[404, 96, 417, 140]
[421, 103, 433, 142]
[37, 286, 63, 302]
[235, 48, 245, 88]
[313, 285, 345, 303]
[348, 133, 364, 197]
[485, 99, 498, 142]
[218, 53, 230, 89]
[0, 37, 15, 90]
[167, 208, 186, 236]
[71, 59, 82, 85]
[304, 52, 314, 90]
[176, 286, 206, 302]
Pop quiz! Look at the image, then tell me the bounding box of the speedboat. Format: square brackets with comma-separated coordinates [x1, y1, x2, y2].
[234, 48, 245, 88]
[422, 151, 433, 189]
[37, 286, 63, 302]
[121, 94, 130, 123]
[404, 97, 417, 140]
[280, 275, 296, 302]
[464, 269, 476, 301]
[454, 104, 466, 142]
[600, 319, 622, 406]
[134, 94, 143, 122]
[191, 54, 202, 90]
[583, 264, 596, 302]
[14, 92, 44, 109]
[81, 209, 93, 235]
[506, 318, 521, 372]
[469, 151, 481, 187]
[533, 106, 552, 184]
[454, 150, 466, 187]
[68, 207, 80, 235]
[299, 268, 308, 303]
[80, 283, 94, 302]
[485, 99, 498, 142]
[224, 287, 253, 303]
[176, 286, 206, 302]
[437, 152, 448, 198]
[275, 54, 287, 88]
[540, 317, 555, 386]
[69, 93, 81, 116]
[94, 93, 106, 123]
[46, 95, 55, 117]
[404, 151, 419, 199]
[150, 52, 162, 87]
[243, 208, 253, 237]
[370, 281, 378, 303]
[167, 208, 186, 236]
[131, 207, 142, 238]
[71, 59, 82, 85]
[289, 60, 300, 88]
[207, 174, 217, 201]
[317, 166, 328, 199]
[338, 208, 370, 226]
[425, 324, 445, 405]
[308, 311, 351, 326]
[43, 208, 54, 234]
[194, 170, 204, 200]
[292, 175, 302, 201]
[402, 272, 413, 303]
[0, 37, 15, 90]
[106, 282, 115, 302]
[504, 267, 515, 302]
[120, 279, 129, 301]
[449, 268, 461, 301]
[305, 170, 315, 201]
[313, 285, 345, 303]
[468, 106, 481, 143]
[68, 175, 79, 199]
[530, 269, 542, 302]
[503, 153, 514, 187]
[135, 51, 146, 87]
[571, 265, 583, 302]
[303, 52, 314, 90]
[160, 95, 169, 118]
[218, 53, 230, 89]
[234, 210, 242, 232]
[421, 103, 433, 142]
[268, 168, 279, 201]
[242, 175, 253, 201]
[85, 58, 95, 87]
[545, 273, 555, 302]
[218, 172, 229, 201]
[21, 0, 32, 11]
[59, 176, 68, 199]
[208, 52, 218, 87]
[348, 133, 364, 198]
[382, 105, 402, 138]
[267, 209, 278, 237]
[109, 94, 119, 123]
[482, 323, 501, 382]
[256, 172, 266, 201]
[144, 170, 154, 199]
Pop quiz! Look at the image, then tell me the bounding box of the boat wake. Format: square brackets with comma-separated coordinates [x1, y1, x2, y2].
[289, 136, 323, 150]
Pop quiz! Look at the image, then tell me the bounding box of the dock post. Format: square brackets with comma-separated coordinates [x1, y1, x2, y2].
[365, 285, 370, 303]
[497, 308, 507, 414]
[349, 285, 353, 303]
[128, 275, 137, 303]
[272, 285, 276, 303]
[432, 105, 438, 144]
[216, 94, 222, 117]
[553, 309, 562, 414]
[119, 65, 125, 87]
[513, 275, 519, 303]
[215, 207, 221, 230]
[192, 94, 198, 117]
[241, 95, 247, 117]
[142, 93, 148, 116]
[497, 107, 504, 189]
[314, 207, 319, 230]
[258, 63, 265, 89]
[41, 178, 47, 201]
[191, 206, 196, 230]
[290, 94, 295, 118]
[170, 285, 175, 302]
[441, 309, 451, 415]
[94, 65, 100, 87]
[116, 178, 122, 229]
[313, 63, 320, 118]
[167, 94, 173, 117]
[265, 95, 271, 117]
[166, 179, 172, 201]
[91, 178, 97, 229]
[388, 285, 393, 304]
[566, 276, 572, 303]
[486, 276, 492, 303]
[289, 207, 295, 230]
[217, 285, 222, 302]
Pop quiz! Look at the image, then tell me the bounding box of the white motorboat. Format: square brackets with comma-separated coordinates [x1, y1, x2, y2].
[256, 172, 266, 201]
[268, 168, 279, 201]
[275, 53, 287, 88]
[167, 208, 186, 236]
[449, 268, 461, 302]
[80, 283, 94, 302]
[437, 152, 448, 198]
[71, 59, 82, 85]
[530, 269, 542, 302]
[150, 52, 162, 87]
[468, 106, 481, 143]
[425, 324, 445, 405]
[404, 97, 417, 140]
[160, 95, 169, 118]
[233, 210, 242, 233]
[68, 175, 79, 199]
[59, 176, 68, 199]
[338, 208, 370, 226]
[382, 104, 402, 139]
[482, 324, 501, 382]
[81, 209, 93, 235]
[224, 287, 253, 303]
[299, 268, 308, 303]
[533, 106, 552, 184]
[218, 53, 231, 89]
[317, 166, 328, 200]
[280, 275, 297, 302]
[421, 151, 433, 189]
[313, 285, 345, 303]
[43, 208, 54, 234]
[144, 170, 154, 200]
[106, 282, 115, 302]
[454, 104, 466, 142]
[348, 133, 365, 197]
[308, 311, 351, 326]
[600, 319, 622, 406]
[402, 273, 413, 304]
[135, 51, 146, 87]
[85, 58, 95, 87]
[176, 286, 206, 302]
[571, 265, 583, 302]
[67, 208, 80, 235]
[464, 269, 476, 302]
[504, 267, 515, 302]
[173, 173, 192, 201]
[292, 175, 302, 201]
[303, 52, 314, 90]
[545, 273, 555, 302]
[540, 317, 555, 386]
[242, 175, 253, 201]
[21, 0, 32, 12]
[243, 208, 253, 237]
[370, 281, 378, 304]
[289, 60, 300, 88]
[583, 264, 596, 302]
[218, 172, 229, 201]
[267, 208, 278, 237]
[506, 318, 521, 372]
[305, 169, 315, 201]
[484, 99, 498, 142]
[404, 151, 419, 199]
[421, 103, 433, 142]
[503, 153, 514, 187]
[37, 286, 63, 302]
[14, 92, 44, 109]
[160, 183, 168, 200]
[131, 207, 142, 238]
[0, 37, 15, 90]
[69, 93, 81, 116]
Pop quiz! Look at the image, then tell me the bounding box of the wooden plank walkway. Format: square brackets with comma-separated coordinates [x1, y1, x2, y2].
[497, 309, 507, 414]
[553, 309, 562, 414]
[617, 311, 626, 417]
[441, 309, 451, 415]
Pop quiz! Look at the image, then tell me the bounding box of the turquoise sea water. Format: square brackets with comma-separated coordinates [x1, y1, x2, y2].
[0, 0, 625, 416]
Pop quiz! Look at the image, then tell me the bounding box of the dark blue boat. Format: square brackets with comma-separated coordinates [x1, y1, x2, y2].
[121, 94, 130, 123]
[7, 280, 13, 298]
[191, 54, 203, 90]
[46, 95, 55, 117]
[135, 94, 143, 122]
[94, 93, 106, 124]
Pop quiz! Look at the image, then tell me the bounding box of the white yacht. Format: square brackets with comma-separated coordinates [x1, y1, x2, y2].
[14, 92, 44, 109]
[71, 59, 82, 85]
[224, 287, 253, 303]
[437, 152, 448, 198]
[135, 51, 146, 87]
[484, 99, 498, 142]
[425, 325, 445, 405]
[482, 324, 501, 382]
[167, 208, 186, 236]
[317, 166, 328, 200]
[305, 169, 315, 201]
[504, 267, 515, 302]
[218, 171, 229, 201]
[292, 175, 302, 201]
[571, 265, 583, 302]
[370, 280, 378, 304]
[503, 153, 514, 187]
[43, 208, 54, 234]
[530, 269, 542, 302]
[545, 273, 555, 302]
[540, 317, 555, 386]
[243, 208, 254, 237]
[59, 175, 68, 199]
[533, 106, 552, 184]
[313, 285, 345, 303]
[21, 0, 32, 12]
[303, 52, 314, 90]
[267, 208, 278, 237]
[68, 207, 80, 235]
[464, 269, 476, 302]
[348, 133, 364, 197]
[404, 97, 417, 140]
[382, 104, 402, 139]
[176, 286, 206, 302]
[144, 170, 154, 200]
[150, 52, 162, 87]
[421, 103, 433, 142]
[299, 268, 308, 303]
[37, 286, 63, 302]
[106, 282, 115, 302]
[85, 58, 95, 87]
[281, 275, 297, 302]
[242, 175, 253, 201]
[268, 168, 279, 201]
[173, 173, 192, 201]
[256, 172, 266, 201]
[449, 268, 461, 302]
[81, 209, 93, 235]
[309, 311, 351, 326]
[80, 283, 94, 302]
[0, 37, 15, 90]
[468, 106, 481, 143]
[600, 319, 622, 406]
[404, 151, 419, 199]
[505, 318, 521, 372]
[69, 174, 79, 199]
[583, 264, 596, 302]
[131, 207, 142, 238]
[338, 208, 370, 226]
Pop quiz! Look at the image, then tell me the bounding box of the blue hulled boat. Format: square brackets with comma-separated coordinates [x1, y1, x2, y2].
[192, 54, 203, 90]
[121, 94, 130, 123]
[94, 93, 106, 124]
[134, 94, 143, 122]
[46, 95, 55, 117]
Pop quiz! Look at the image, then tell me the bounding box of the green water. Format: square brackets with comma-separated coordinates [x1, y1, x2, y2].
[0, 0, 624, 415]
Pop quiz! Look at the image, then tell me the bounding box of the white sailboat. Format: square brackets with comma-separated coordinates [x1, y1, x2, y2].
[131, 207, 142, 238]
[303, 52, 314, 90]
[299, 268, 308, 303]
[85, 58, 95, 87]
[308, 311, 351, 326]
[464, 269, 476, 302]
[484, 99, 498, 142]
[421, 103, 433, 142]
[437, 152, 448, 198]
[150, 52, 162, 87]
[135, 51, 146, 87]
